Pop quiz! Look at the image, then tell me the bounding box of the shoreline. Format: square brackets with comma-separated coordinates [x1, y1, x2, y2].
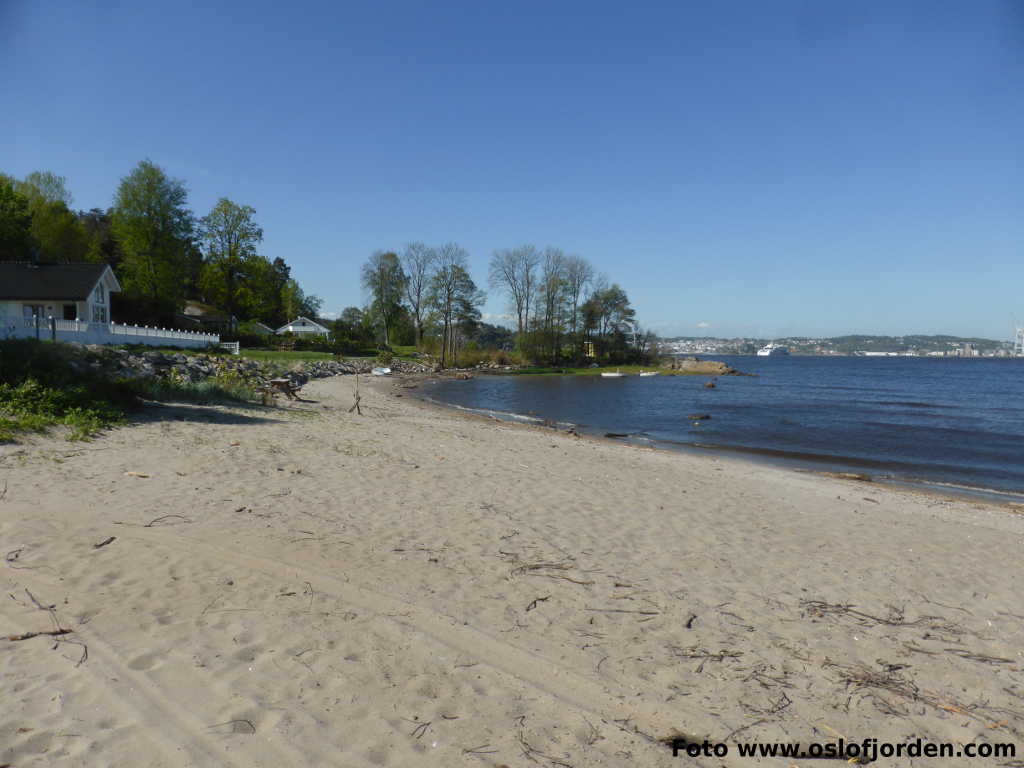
[3, 374, 1023, 766]
[404, 374, 1024, 509]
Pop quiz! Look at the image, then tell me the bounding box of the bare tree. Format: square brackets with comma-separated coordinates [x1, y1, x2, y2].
[539, 247, 567, 361]
[564, 254, 593, 354]
[400, 241, 436, 346]
[488, 244, 539, 336]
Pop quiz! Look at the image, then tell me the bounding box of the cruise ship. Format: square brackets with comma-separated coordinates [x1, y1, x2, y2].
[756, 343, 790, 356]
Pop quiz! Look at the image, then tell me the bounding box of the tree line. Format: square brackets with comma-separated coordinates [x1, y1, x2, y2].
[352, 242, 653, 366]
[1, 163, 654, 365]
[0, 162, 321, 327]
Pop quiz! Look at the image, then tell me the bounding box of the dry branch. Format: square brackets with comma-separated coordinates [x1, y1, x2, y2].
[145, 514, 192, 527]
[9, 628, 73, 641]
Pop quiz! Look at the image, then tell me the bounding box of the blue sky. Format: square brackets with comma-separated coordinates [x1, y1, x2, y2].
[3, 0, 1022, 339]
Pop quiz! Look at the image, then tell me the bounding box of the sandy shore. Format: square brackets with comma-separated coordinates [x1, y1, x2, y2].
[2, 374, 1022, 766]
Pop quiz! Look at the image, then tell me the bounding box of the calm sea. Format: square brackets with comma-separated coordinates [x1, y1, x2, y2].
[422, 356, 1024, 496]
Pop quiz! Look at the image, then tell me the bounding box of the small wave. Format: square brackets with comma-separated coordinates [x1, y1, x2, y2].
[873, 400, 957, 410]
[419, 395, 576, 429]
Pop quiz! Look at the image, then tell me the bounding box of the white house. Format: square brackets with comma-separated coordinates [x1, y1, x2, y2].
[0, 261, 121, 324]
[276, 316, 331, 337]
[0, 262, 219, 348]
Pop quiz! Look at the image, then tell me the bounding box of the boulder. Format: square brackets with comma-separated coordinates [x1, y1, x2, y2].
[661, 357, 740, 375]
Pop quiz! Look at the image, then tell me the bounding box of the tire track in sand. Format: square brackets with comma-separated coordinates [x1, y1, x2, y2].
[126, 528, 723, 764]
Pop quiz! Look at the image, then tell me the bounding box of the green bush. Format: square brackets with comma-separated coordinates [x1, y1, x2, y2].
[0, 339, 257, 442]
[0, 379, 125, 441]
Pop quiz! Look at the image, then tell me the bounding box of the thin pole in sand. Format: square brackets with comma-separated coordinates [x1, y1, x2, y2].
[348, 373, 362, 415]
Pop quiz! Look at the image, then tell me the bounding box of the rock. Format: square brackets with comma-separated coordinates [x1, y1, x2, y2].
[661, 357, 741, 375]
[688, 413, 711, 420]
[704, 380, 716, 388]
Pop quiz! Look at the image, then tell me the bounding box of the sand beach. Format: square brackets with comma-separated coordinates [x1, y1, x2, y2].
[2, 374, 1022, 766]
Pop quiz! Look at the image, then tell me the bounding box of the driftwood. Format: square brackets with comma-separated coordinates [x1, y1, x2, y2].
[7, 589, 87, 666]
[348, 374, 362, 415]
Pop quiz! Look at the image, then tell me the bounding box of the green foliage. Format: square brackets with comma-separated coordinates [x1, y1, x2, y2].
[198, 198, 266, 320]
[0, 339, 256, 442]
[361, 251, 407, 346]
[111, 159, 195, 316]
[0, 378, 125, 442]
[240, 349, 334, 362]
[15, 171, 87, 262]
[0, 177, 33, 261]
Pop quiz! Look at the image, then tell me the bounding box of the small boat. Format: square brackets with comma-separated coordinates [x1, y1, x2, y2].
[371, 367, 391, 376]
[639, 371, 658, 377]
[600, 369, 625, 378]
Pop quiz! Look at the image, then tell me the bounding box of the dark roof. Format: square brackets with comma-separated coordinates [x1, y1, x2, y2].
[0, 262, 115, 301]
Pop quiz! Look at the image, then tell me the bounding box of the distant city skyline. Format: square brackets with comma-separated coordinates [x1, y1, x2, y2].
[4, 1, 1022, 340]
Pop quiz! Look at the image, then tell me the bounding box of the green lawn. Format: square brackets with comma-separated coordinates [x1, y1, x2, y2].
[239, 349, 335, 361]
[507, 364, 675, 376]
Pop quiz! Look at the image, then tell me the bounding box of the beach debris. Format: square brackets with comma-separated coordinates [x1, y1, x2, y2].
[124, 471, 150, 478]
[461, 744, 499, 755]
[406, 718, 431, 739]
[348, 374, 362, 415]
[525, 595, 551, 612]
[7, 589, 87, 666]
[604, 432, 629, 438]
[144, 514, 192, 527]
[510, 560, 595, 585]
[516, 718, 573, 767]
[822, 471, 872, 482]
[586, 607, 661, 616]
[92, 536, 116, 549]
[206, 719, 256, 735]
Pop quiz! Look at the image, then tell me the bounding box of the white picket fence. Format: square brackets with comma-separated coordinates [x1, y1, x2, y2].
[2, 316, 220, 349]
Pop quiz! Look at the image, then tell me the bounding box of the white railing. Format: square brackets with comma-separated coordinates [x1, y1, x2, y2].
[220, 341, 240, 355]
[2, 316, 220, 348]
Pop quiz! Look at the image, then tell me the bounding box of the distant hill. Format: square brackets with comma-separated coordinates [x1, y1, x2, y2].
[661, 334, 1013, 356]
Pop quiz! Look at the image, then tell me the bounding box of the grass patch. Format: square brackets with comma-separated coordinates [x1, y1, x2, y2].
[506, 364, 675, 376]
[240, 349, 334, 361]
[0, 339, 259, 443]
[0, 378, 127, 441]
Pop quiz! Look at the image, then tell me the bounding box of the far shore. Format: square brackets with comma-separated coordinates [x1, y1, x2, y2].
[2, 373, 1022, 767]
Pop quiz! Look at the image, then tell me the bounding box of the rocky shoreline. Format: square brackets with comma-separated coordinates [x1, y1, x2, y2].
[66, 345, 434, 390]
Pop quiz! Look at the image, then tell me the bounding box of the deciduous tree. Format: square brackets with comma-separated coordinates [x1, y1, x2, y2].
[111, 160, 195, 318]
[361, 250, 407, 347]
[400, 241, 435, 346]
[198, 198, 264, 320]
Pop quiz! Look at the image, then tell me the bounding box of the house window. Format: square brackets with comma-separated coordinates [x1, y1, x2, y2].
[92, 304, 108, 323]
[94, 283, 106, 304]
[22, 304, 44, 319]
[63, 304, 76, 320]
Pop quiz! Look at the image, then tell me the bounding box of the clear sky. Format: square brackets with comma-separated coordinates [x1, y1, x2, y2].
[4, 0, 1022, 339]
